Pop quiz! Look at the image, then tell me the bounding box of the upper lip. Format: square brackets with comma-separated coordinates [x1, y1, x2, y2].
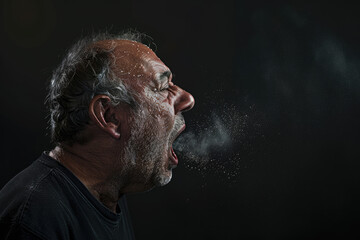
[174, 124, 186, 142]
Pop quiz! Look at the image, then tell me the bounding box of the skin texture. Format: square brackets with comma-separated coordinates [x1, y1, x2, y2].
[50, 40, 194, 212]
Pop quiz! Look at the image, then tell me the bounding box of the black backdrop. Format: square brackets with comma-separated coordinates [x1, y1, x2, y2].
[1, 1, 360, 239]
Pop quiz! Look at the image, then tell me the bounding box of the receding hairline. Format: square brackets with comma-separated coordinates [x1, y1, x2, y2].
[90, 39, 153, 52]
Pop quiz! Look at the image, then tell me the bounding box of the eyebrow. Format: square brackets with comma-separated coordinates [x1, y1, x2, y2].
[158, 70, 172, 84]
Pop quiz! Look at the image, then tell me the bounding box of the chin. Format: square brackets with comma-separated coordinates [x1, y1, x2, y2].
[151, 149, 176, 187]
[140, 170, 172, 193]
[156, 170, 173, 186]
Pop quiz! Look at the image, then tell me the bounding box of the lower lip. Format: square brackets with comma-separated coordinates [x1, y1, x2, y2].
[170, 147, 178, 165]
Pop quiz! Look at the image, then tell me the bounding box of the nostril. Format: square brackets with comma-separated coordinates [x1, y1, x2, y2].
[175, 91, 195, 114]
[182, 94, 195, 112]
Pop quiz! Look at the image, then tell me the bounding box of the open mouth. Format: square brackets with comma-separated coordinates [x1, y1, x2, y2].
[168, 124, 186, 168]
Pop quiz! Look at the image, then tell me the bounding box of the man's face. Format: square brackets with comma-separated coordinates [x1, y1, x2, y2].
[109, 40, 194, 191]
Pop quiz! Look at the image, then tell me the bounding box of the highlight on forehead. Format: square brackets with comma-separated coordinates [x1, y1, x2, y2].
[90, 39, 157, 71]
[92, 39, 152, 51]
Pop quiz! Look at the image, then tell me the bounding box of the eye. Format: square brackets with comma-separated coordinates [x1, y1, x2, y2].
[160, 86, 169, 91]
[159, 83, 170, 91]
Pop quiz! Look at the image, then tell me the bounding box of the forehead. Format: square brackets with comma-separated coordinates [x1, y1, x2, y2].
[95, 39, 170, 84]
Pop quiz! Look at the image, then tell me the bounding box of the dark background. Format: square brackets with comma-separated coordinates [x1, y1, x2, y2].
[1, 0, 360, 239]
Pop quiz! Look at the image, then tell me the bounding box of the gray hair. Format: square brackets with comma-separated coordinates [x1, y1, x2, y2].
[47, 31, 147, 144]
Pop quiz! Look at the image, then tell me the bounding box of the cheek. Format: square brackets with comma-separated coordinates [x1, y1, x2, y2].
[154, 105, 174, 133]
[143, 90, 174, 123]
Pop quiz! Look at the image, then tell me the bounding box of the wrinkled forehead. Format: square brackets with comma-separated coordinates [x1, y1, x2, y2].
[94, 39, 170, 84]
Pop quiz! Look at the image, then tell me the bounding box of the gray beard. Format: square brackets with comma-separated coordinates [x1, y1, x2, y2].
[122, 109, 170, 187]
[122, 108, 185, 188]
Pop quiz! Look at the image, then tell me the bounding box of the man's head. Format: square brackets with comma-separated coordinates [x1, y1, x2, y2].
[48, 32, 194, 193]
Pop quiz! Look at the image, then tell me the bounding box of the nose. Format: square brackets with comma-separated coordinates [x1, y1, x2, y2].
[174, 86, 195, 115]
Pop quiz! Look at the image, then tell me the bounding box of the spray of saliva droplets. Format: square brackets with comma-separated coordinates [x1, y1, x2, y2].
[173, 104, 263, 182]
[174, 113, 232, 163]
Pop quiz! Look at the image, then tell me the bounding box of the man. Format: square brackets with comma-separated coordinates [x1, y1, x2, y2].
[0, 32, 195, 239]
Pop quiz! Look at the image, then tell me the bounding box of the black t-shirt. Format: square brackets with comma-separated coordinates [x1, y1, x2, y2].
[0, 153, 135, 240]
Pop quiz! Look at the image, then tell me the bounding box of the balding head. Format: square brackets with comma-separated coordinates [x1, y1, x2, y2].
[47, 33, 148, 145]
[92, 39, 159, 81]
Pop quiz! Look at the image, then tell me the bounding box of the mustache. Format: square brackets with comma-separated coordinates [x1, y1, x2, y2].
[169, 114, 185, 142]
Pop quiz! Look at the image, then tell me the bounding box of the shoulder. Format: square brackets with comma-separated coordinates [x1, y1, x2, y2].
[0, 158, 53, 222]
[1, 221, 44, 240]
[0, 157, 73, 239]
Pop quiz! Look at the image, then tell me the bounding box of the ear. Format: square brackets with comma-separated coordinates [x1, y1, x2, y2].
[88, 95, 121, 139]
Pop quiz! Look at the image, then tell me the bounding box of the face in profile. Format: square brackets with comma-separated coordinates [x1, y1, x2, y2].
[110, 40, 195, 191]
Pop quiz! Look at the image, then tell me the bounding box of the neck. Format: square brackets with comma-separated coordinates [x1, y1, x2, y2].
[50, 145, 123, 213]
